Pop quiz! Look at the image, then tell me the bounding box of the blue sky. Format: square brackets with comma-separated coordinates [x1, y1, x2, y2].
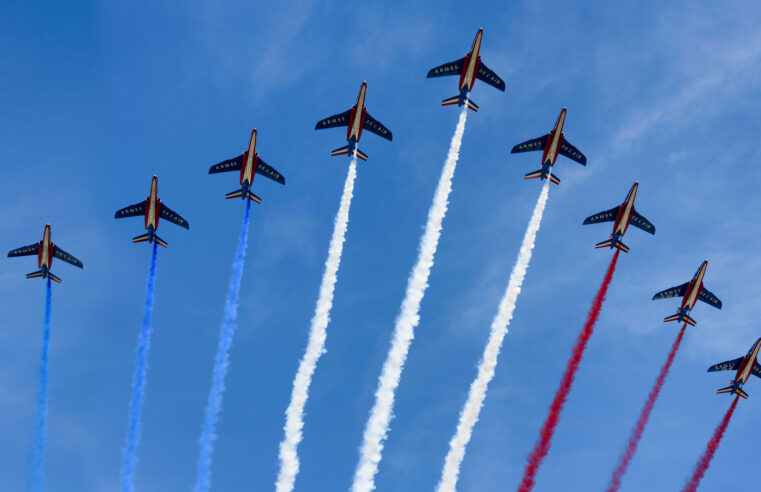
[2, 0, 761, 490]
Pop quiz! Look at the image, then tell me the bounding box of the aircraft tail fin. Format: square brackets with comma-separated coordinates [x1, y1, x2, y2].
[441, 95, 461, 107]
[717, 383, 748, 399]
[595, 239, 613, 249]
[331, 146, 368, 161]
[225, 188, 262, 203]
[598, 238, 630, 253]
[133, 232, 168, 248]
[524, 169, 544, 180]
[26, 269, 61, 283]
[664, 312, 696, 326]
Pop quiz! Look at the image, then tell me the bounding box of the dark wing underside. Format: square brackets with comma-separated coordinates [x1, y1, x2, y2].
[652, 281, 689, 300]
[559, 139, 586, 165]
[160, 203, 190, 229]
[583, 206, 620, 225]
[699, 287, 722, 309]
[53, 246, 83, 268]
[707, 357, 743, 373]
[511, 135, 548, 154]
[630, 210, 656, 234]
[426, 57, 465, 78]
[363, 112, 393, 141]
[209, 155, 243, 174]
[115, 202, 146, 219]
[8, 243, 39, 257]
[315, 110, 351, 130]
[753, 362, 761, 379]
[256, 157, 286, 185]
[476, 61, 506, 91]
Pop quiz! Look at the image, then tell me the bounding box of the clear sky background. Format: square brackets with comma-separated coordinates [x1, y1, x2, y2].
[2, 1, 761, 491]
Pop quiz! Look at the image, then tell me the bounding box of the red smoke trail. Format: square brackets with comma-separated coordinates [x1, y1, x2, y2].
[518, 251, 620, 492]
[606, 324, 687, 491]
[682, 396, 739, 492]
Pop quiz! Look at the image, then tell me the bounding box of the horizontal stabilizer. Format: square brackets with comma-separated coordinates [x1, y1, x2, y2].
[225, 189, 262, 203]
[614, 241, 630, 253]
[26, 270, 44, 279]
[331, 145, 350, 157]
[595, 238, 628, 252]
[356, 148, 368, 161]
[595, 239, 613, 249]
[665, 312, 696, 326]
[441, 95, 461, 107]
[132, 233, 150, 244]
[549, 173, 561, 185]
[717, 385, 748, 399]
[524, 170, 543, 180]
[47, 271, 61, 283]
[466, 99, 479, 112]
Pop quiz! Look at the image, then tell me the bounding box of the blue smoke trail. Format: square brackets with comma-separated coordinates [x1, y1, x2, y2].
[120, 242, 158, 492]
[194, 199, 252, 492]
[28, 278, 52, 492]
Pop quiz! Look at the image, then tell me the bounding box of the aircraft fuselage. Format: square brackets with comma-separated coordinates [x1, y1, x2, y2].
[541, 108, 567, 169]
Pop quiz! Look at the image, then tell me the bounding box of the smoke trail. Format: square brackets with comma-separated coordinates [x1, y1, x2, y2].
[518, 251, 620, 492]
[682, 395, 739, 492]
[120, 242, 158, 492]
[28, 278, 52, 492]
[606, 324, 687, 492]
[276, 156, 357, 492]
[352, 106, 468, 492]
[194, 199, 252, 492]
[436, 180, 550, 492]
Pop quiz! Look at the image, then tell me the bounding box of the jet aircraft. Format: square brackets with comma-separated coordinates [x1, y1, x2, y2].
[582, 182, 655, 252]
[8, 224, 83, 283]
[708, 337, 761, 399]
[114, 175, 189, 247]
[510, 107, 586, 184]
[208, 128, 285, 202]
[426, 28, 505, 111]
[652, 260, 722, 326]
[314, 81, 392, 162]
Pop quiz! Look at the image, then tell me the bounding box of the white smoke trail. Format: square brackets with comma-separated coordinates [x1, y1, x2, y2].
[352, 107, 468, 492]
[436, 179, 550, 492]
[275, 156, 358, 492]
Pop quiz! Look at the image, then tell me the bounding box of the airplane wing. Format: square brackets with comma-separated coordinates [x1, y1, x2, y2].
[698, 287, 722, 309]
[256, 156, 286, 185]
[583, 206, 620, 225]
[159, 203, 190, 229]
[652, 282, 689, 300]
[115, 202, 146, 219]
[53, 246, 83, 268]
[475, 61, 506, 91]
[363, 112, 393, 141]
[707, 357, 743, 373]
[209, 155, 243, 174]
[630, 210, 656, 234]
[753, 362, 761, 379]
[511, 135, 548, 154]
[8, 243, 39, 257]
[315, 110, 352, 130]
[559, 139, 587, 165]
[426, 57, 465, 78]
